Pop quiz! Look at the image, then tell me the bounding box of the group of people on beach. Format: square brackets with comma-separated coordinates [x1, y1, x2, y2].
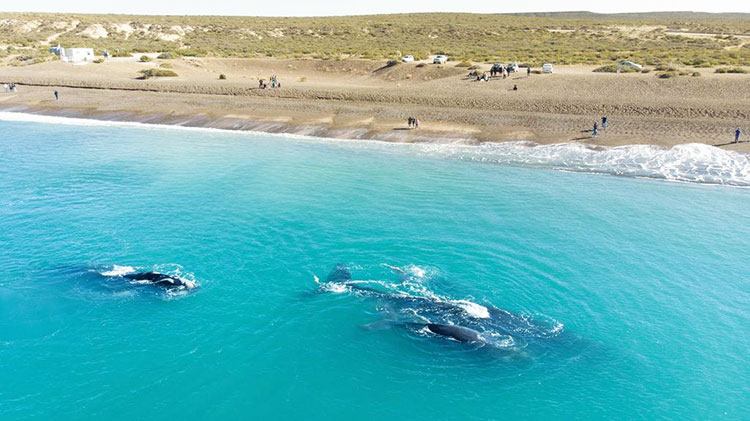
[407, 116, 420, 129]
[592, 116, 608, 138]
[468, 70, 491, 82]
[259, 75, 281, 89]
[469, 65, 531, 83]
[3, 83, 18, 92]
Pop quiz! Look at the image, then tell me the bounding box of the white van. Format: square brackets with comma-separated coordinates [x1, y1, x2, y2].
[433, 55, 448, 64]
[542, 63, 554, 73]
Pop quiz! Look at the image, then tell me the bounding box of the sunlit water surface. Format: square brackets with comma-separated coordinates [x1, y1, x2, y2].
[1, 117, 749, 419]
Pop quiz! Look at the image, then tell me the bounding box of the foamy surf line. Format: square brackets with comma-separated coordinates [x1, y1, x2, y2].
[2, 111, 749, 187]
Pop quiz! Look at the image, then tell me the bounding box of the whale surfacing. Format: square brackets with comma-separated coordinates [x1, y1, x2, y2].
[425, 323, 484, 343]
[320, 264, 561, 349]
[123, 272, 196, 289]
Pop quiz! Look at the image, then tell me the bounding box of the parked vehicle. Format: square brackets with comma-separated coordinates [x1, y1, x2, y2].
[402, 55, 415, 63]
[507, 62, 520, 72]
[619, 61, 643, 70]
[491, 63, 505, 73]
[433, 55, 448, 64]
[542, 63, 554, 73]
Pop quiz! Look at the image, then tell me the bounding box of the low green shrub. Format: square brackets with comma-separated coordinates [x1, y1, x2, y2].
[93, 58, 104, 64]
[715, 67, 747, 74]
[593, 65, 618, 73]
[157, 51, 177, 59]
[218, 73, 227, 80]
[139, 55, 152, 62]
[691, 71, 701, 77]
[138, 68, 178, 78]
[654, 64, 677, 72]
[455, 60, 472, 67]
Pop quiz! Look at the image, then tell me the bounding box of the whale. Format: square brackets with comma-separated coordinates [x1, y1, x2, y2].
[122, 272, 196, 289]
[419, 323, 485, 343]
[322, 264, 561, 346]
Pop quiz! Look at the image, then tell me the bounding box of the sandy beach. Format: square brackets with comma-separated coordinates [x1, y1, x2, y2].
[1, 57, 749, 151]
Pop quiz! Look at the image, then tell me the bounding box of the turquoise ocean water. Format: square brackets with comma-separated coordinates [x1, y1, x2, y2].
[1, 115, 749, 419]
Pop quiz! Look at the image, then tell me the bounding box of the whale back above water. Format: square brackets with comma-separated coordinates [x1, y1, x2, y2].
[326, 264, 352, 284]
[123, 272, 191, 289]
[425, 323, 484, 343]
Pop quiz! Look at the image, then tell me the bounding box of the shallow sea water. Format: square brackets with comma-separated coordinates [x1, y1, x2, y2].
[1, 116, 749, 419]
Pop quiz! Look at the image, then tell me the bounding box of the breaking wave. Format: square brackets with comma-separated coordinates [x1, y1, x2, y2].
[415, 141, 750, 187]
[2, 111, 747, 187]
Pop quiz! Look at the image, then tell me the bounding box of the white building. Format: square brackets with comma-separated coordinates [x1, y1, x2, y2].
[50, 45, 95, 63]
[62, 48, 94, 63]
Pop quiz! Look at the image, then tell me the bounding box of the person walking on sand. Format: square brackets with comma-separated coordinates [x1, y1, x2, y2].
[3, 83, 7, 93]
[592, 122, 599, 138]
[736, 128, 742, 144]
[54, 90, 59, 100]
[602, 116, 608, 129]
[415, 118, 420, 130]
[527, 67, 531, 77]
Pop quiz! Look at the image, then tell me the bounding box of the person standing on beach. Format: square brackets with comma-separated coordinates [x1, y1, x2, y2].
[592, 122, 599, 138]
[54, 90, 59, 100]
[527, 67, 531, 77]
[3, 83, 7, 93]
[602, 116, 608, 129]
[736, 128, 742, 143]
[415, 118, 420, 129]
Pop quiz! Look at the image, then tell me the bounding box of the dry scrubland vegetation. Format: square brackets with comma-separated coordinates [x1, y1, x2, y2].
[1, 12, 749, 67]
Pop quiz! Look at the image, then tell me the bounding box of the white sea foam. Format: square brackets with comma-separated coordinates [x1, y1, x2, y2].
[319, 282, 348, 293]
[2, 111, 747, 186]
[100, 265, 135, 277]
[403, 264, 427, 279]
[452, 300, 490, 319]
[416, 141, 750, 187]
[128, 280, 152, 285]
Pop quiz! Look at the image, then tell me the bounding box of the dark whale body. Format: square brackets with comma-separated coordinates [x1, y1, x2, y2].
[123, 272, 188, 288]
[424, 323, 484, 343]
